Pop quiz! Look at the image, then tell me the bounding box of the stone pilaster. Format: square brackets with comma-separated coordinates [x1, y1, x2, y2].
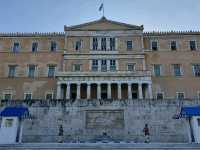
[139, 83, 143, 99]
[128, 83, 132, 99]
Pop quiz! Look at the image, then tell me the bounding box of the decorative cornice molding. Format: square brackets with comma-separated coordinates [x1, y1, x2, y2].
[144, 31, 200, 36]
[0, 32, 65, 37]
[1, 30, 200, 38]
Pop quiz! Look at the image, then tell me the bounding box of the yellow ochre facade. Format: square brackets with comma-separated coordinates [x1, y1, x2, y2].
[0, 17, 200, 100]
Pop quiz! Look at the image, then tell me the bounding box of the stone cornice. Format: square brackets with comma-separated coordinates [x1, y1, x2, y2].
[56, 71, 151, 78]
[144, 31, 200, 36]
[0, 32, 65, 37]
[1, 31, 199, 38]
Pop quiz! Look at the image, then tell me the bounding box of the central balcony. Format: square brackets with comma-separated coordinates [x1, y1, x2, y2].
[57, 70, 151, 78]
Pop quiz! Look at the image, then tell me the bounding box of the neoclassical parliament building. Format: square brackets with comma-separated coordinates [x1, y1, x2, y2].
[0, 17, 200, 101]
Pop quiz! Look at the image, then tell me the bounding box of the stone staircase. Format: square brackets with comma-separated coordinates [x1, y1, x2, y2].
[0, 143, 200, 150]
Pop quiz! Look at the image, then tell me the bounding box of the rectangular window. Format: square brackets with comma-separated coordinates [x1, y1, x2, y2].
[173, 64, 182, 77]
[28, 65, 36, 78]
[193, 64, 200, 77]
[50, 41, 57, 51]
[73, 64, 81, 72]
[8, 65, 16, 78]
[127, 41, 133, 50]
[101, 38, 106, 50]
[93, 37, 98, 50]
[127, 63, 135, 71]
[153, 64, 161, 76]
[157, 93, 164, 100]
[92, 60, 98, 71]
[177, 92, 185, 100]
[190, 41, 197, 51]
[0, 43, 3, 49]
[4, 93, 12, 100]
[151, 41, 158, 51]
[101, 60, 107, 72]
[48, 65, 56, 77]
[197, 119, 200, 126]
[46, 93, 53, 100]
[75, 40, 82, 51]
[171, 41, 177, 51]
[32, 42, 38, 52]
[24, 93, 32, 100]
[198, 91, 200, 99]
[13, 42, 20, 52]
[110, 38, 115, 50]
[4, 119, 13, 128]
[110, 59, 116, 71]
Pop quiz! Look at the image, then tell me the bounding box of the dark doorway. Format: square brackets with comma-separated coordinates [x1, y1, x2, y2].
[70, 84, 77, 100]
[101, 84, 107, 99]
[91, 84, 97, 99]
[132, 84, 138, 99]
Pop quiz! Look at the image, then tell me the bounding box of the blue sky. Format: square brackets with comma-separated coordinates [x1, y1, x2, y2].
[0, 0, 199, 32]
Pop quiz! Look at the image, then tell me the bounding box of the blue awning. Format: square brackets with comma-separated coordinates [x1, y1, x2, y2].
[0, 107, 29, 118]
[180, 106, 200, 118]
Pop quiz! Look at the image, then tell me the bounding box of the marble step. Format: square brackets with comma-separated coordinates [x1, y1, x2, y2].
[0, 143, 200, 150]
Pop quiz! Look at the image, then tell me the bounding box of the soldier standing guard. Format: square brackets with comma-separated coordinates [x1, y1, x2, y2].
[143, 123, 150, 143]
[58, 125, 64, 143]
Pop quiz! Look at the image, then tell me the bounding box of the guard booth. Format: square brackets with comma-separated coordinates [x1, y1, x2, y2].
[180, 106, 200, 143]
[0, 107, 29, 144]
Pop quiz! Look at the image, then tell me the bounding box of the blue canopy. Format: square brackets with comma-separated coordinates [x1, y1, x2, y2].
[180, 106, 200, 118]
[0, 107, 29, 118]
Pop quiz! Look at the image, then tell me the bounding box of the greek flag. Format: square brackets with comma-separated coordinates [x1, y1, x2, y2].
[99, 3, 103, 11]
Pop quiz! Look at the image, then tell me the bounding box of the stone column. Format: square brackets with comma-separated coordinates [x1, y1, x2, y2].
[107, 83, 111, 99]
[90, 37, 93, 50]
[128, 83, 132, 99]
[77, 83, 81, 99]
[98, 60, 101, 72]
[87, 83, 91, 99]
[115, 38, 118, 50]
[56, 83, 61, 99]
[107, 60, 110, 71]
[98, 37, 101, 50]
[106, 37, 110, 50]
[148, 83, 153, 99]
[97, 83, 101, 99]
[118, 83, 122, 99]
[138, 83, 143, 99]
[66, 83, 70, 99]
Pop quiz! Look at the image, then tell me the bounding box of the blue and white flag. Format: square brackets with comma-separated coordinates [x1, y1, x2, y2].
[99, 3, 104, 11]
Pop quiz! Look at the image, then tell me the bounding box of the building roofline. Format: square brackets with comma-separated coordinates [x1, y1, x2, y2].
[64, 16, 144, 31]
[144, 31, 200, 36]
[0, 30, 200, 37]
[0, 32, 65, 37]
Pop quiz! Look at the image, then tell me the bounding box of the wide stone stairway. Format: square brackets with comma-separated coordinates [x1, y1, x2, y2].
[0, 143, 200, 150]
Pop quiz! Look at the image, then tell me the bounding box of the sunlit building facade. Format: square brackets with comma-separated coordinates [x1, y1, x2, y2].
[0, 17, 200, 100]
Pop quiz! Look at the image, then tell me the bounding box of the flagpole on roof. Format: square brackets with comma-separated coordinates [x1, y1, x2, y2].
[103, 3, 104, 17]
[99, 3, 104, 17]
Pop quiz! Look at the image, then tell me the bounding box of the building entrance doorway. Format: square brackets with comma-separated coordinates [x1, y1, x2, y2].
[101, 84, 107, 99]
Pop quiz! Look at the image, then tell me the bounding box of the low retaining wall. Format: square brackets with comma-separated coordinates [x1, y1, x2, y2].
[1, 99, 200, 143]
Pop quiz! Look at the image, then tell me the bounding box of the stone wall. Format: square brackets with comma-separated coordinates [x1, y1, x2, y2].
[2, 99, 199, 143]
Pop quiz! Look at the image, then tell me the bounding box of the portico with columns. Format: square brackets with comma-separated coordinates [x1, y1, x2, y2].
[56, 72, 152, 100]
[56, 17, 153, 100]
